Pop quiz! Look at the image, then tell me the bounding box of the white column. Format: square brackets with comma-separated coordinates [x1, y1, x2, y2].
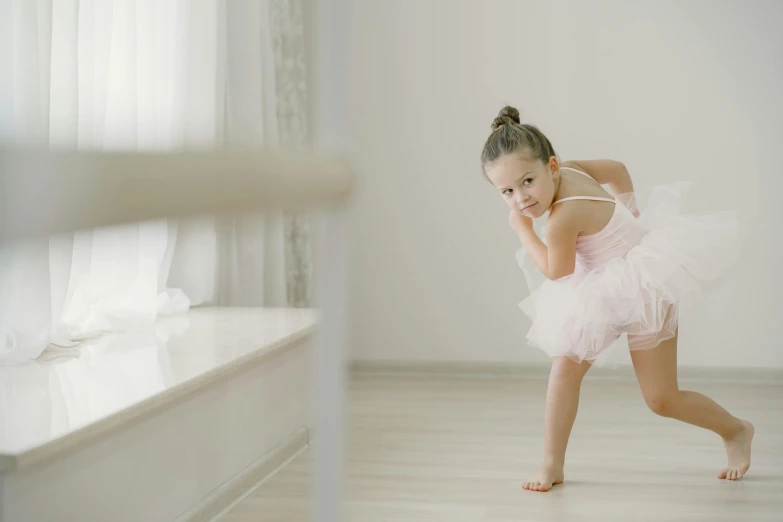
[312, 0, 350, 152]
[0, 0, 14, 142]
[312, 209, 348, 522]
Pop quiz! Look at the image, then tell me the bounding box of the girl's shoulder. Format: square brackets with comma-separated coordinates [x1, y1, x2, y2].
[546, 200, 587, 237]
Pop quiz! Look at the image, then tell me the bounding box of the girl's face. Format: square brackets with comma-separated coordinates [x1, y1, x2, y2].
[485, 152, 560, 219]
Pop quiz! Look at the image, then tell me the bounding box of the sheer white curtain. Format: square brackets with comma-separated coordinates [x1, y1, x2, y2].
[0, 0, 310, 365]
[212, 0, 287, 307]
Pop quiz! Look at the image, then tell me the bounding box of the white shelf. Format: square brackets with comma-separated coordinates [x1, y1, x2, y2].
[0, 307, 318, 472]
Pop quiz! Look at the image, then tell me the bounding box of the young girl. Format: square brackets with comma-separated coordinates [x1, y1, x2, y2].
[481, 106, 754, 492]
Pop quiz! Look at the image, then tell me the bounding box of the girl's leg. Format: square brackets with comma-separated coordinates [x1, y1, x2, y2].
[523, 356, 592, 492]
[629, 330, 754, 480]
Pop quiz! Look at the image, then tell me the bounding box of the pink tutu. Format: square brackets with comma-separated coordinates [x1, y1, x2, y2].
[516, 183, 741, 366]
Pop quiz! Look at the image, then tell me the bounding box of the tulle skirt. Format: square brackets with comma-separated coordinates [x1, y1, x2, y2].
[517, 183, 741, 366]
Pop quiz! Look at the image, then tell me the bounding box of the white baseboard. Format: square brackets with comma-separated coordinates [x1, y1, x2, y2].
[175, 427, 310, 522]
[350, 360, 783, 385]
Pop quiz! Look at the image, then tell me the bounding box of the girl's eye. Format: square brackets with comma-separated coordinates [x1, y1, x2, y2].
[503, 189, 513, 196]
[523, 178, 533, 186]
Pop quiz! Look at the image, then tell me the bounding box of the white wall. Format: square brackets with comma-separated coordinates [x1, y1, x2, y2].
[342, 0, 783, 368]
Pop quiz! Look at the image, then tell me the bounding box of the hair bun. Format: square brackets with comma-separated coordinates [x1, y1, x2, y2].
[491, 106, 521, 131]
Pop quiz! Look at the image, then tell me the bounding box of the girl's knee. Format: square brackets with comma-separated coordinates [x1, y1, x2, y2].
[644, 392, 677, 417]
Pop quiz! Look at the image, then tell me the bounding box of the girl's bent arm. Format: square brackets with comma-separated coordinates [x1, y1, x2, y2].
[517, 212, 581, 281]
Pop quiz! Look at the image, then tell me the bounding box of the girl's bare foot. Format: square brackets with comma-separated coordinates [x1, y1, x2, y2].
[718, 420, 754, 481]
[522, 464, 564, 492]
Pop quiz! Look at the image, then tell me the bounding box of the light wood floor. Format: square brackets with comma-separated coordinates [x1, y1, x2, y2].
[220, 373, 783, 522]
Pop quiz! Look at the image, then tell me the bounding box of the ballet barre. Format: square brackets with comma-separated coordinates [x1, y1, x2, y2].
[0, 148, 354, 241]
